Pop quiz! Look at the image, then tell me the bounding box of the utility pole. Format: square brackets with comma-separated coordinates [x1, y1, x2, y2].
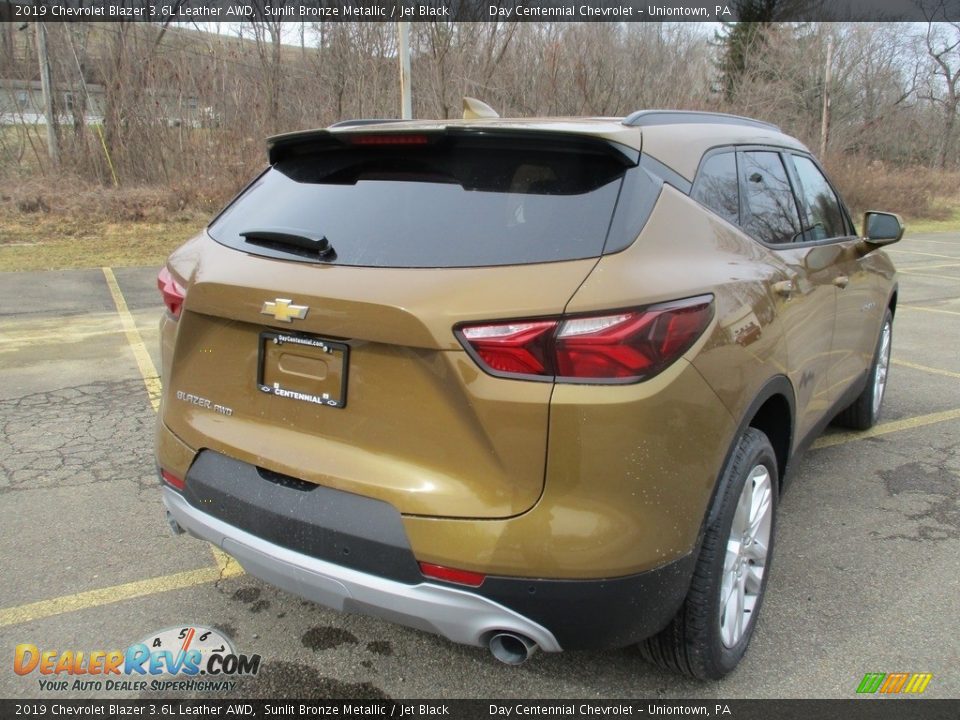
[819, 34, 832, 159]
[35, 21, 60, 168]
[397, 21, 412, 120]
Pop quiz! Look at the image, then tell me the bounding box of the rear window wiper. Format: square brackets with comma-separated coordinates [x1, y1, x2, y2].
[241, 229, 336, 262]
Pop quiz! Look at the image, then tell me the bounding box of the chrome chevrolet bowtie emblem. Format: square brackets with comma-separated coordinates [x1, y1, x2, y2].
[261, 298, 308, 323]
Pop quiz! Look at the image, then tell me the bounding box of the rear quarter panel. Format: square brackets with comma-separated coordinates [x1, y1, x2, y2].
[543, 187, 791, 569]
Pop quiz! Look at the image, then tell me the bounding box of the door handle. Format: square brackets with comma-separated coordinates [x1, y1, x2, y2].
[834, 275, 850, 289]
[772, 280, 794, 297]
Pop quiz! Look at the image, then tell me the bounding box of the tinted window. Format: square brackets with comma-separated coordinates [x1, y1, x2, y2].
[739, 151, 802, 245]
[209, 141, 643, 268]
[791, 155, 847, 241]
[692, 152, 739, 225]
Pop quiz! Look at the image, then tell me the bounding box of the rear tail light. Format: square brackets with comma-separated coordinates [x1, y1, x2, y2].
[460, 321, 555, 375]
[459, 295, 714, 382]
[418, 562, 486, 588]
[160, 469, 185, 491]
[157, 267, 186, 319]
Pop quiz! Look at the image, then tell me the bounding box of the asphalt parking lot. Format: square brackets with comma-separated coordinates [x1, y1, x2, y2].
[1, 233, 958, 700]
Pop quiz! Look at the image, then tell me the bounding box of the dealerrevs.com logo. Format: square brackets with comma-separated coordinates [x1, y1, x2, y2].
[14, 625, 260, 693]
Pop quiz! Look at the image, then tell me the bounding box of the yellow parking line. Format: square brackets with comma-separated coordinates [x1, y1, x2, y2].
[0, 565, 241, 629]
[888, 248, 960, 261]
[904, 261, 960, 270]
[0, 314, 129, 348]
[905, 237, 960, 246]
[103, 267, 245, 577]
[102, 267, 162, 412]
[899, 305, 960, 317]
[211, 546, 244, 577]
[892, 359, 960, 380]
[898, 269, 960, 282]
[813, 408, 960, 449]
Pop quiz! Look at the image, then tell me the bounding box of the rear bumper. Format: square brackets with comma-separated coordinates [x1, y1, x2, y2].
[163, 487, 562, 652]
[160, 449, 697, 651]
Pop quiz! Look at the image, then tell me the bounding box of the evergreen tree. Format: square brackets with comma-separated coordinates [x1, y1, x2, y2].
[716, 0, 780, 100]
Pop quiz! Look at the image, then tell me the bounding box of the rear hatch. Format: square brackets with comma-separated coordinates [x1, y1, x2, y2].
[162, 128, 645, 519]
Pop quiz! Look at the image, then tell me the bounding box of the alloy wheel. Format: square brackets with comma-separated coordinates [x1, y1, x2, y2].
[719, 464, 773, 648]
[872, 320, 892, 417]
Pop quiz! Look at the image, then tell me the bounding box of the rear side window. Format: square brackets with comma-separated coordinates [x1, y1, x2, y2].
[209, 138, 649, 268]
[692, 151, 739, 225]
[739, 151, 803, 245]
[790, 155, 847, 241]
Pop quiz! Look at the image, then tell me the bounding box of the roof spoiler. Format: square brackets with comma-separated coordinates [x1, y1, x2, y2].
[623, 110, 781, 132]
[266, 128, 640, 167]
[328, 118, 406, 129]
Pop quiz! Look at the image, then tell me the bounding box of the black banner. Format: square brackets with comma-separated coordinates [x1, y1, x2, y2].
[1, 0, 958, 23]
[1, 700, 960, 720]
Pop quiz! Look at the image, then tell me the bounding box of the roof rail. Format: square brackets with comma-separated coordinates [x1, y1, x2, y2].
[622, 110, 781, 132]
[328, 118, 406, 129]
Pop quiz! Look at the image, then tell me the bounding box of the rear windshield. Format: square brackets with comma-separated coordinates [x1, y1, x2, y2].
[208, 137, 645, 268]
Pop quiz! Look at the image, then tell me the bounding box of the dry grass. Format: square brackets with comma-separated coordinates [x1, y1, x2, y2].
[904, 205, 960, 234]
[1, 171, 225, 221]
[824, 156, 960, 226]
[0, 215, 204, 272]
[0, 174, 209, 272]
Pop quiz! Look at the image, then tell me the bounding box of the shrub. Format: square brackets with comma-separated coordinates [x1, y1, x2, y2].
[824, 155, 960, 221]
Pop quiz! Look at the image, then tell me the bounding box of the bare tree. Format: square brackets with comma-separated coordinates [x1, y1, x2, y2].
[920, 19, 960, 168]
[3, 18, 956, 216]
[244, 13, 285, 133]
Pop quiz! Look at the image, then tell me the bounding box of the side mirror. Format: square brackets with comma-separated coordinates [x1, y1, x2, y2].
[862, 211, 905, 245]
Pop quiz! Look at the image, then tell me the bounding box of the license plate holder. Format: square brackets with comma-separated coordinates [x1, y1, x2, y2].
[257, 331, 349, 408]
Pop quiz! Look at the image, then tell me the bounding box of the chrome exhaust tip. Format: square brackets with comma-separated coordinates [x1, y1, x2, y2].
[489, 632, 538, 665]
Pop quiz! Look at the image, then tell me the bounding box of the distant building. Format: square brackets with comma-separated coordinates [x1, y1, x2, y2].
[1, 77, 211, 128]
[0, 78, 105, 125]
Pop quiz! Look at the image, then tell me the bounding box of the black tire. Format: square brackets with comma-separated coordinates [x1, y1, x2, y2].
[639, 428, 778, 680]
[833, 309, 893, 431]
